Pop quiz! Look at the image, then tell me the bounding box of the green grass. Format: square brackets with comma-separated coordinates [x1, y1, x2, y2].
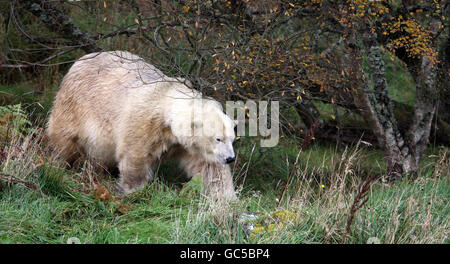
[0, 83, 57, 123]
[385, 53, 416, 106]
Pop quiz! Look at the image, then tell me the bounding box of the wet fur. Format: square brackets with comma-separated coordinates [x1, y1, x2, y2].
[47, 51, 236, 200]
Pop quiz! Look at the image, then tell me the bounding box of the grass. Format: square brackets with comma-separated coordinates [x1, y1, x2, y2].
[0, 83, 56, 123]
[0, 114, 448, 244]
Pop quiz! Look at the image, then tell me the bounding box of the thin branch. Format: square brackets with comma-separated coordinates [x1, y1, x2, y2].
[0, 173, 39, 190]
[0, 46, 77, 69]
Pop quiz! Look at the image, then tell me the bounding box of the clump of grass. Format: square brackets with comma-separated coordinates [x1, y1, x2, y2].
[0, 104, 35, 142]
[171, 142, 449, 244]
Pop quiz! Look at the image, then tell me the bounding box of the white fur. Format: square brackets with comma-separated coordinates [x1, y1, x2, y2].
[47, 51, 237, 199]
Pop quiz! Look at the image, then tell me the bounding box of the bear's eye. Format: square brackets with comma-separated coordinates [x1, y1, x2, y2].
[216, 138, 222, 142]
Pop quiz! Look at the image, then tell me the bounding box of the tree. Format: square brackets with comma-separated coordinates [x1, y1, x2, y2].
[338, 0, 447, 179]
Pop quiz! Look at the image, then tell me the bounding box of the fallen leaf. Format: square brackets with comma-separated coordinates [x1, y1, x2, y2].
[94, 184, 112, 201]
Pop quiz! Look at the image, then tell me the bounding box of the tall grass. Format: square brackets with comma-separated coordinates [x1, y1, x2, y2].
[171, 144, 449, 244]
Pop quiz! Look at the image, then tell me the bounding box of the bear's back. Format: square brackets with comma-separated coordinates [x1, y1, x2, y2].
[66, 51, 166, 91]
[48, 51, 171, 163]
[55, 51, 170, 117]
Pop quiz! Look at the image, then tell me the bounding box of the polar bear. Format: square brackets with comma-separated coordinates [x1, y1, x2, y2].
[47, 51, 236, 200]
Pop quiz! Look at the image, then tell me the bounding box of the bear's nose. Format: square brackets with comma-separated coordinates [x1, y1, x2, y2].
[225, 156, 236, 164]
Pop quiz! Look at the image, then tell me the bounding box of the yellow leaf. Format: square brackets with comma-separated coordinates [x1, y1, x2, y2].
[104, 1, 107, 8]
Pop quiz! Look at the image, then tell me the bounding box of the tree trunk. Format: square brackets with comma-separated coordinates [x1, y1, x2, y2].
[293, 99, 321, 129]
[343, 27, 415, 180]
[362, 31, 415, 179]
[436, 18, 450, 141]
[406, 17, 442, 167]
[408, 56, 438, 164]
[343, 11, 443, 180]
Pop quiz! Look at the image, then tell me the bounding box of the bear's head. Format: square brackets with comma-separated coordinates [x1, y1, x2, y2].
[172, 98, 236, 164]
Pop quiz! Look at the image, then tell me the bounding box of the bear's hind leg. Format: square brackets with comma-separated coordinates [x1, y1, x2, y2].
[117, 155, 154, 194]
[49, 133, 84, 167]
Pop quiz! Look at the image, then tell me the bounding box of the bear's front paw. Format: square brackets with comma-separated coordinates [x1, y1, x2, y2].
[116, 183, 128, 195]
[116, 179, 146, 195]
